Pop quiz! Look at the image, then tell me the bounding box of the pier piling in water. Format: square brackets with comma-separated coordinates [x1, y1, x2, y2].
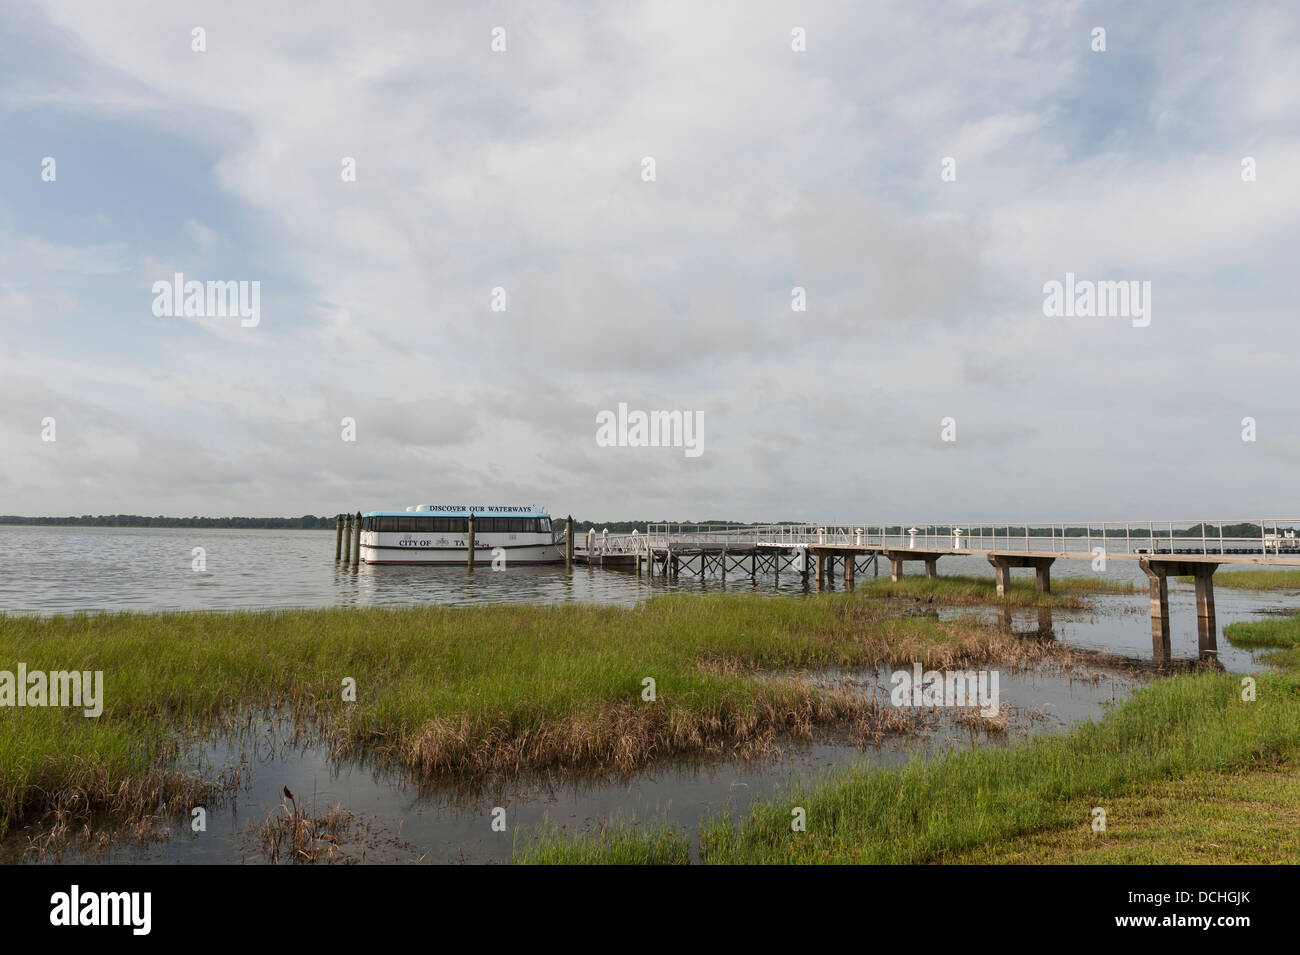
[467, 514, 476, 570]
[352, 511, 362, 565]
[342, 514, 352, 565]
[334, 515, 343, 561]
[565, 516, 574, 568]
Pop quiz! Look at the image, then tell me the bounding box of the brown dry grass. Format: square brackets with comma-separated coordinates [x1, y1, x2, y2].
[259, 789, 354, 865]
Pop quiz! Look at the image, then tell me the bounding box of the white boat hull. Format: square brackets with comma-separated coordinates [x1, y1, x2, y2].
[360, 532, 563, 565]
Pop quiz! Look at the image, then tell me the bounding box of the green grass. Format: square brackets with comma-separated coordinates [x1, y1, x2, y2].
[950, 763, 1300, 864]
[0, 594, 1043, 834]
[519, 820, 692, 865]
[1177, 569, 1300, 590]
[1225, 613, 1300, 648]
[858, 574, 1134, 607]
[516, 606, 1300, 864]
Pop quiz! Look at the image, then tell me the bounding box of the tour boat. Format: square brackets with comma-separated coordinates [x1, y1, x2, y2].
[358, 505, 562, 565]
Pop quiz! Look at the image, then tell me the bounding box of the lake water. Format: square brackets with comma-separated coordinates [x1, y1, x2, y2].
[0, 525, 1291, 671]
[2, 524, 1295, 862]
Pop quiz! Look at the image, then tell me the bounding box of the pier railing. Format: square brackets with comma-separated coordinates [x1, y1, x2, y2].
[644, 520, 1300, 558]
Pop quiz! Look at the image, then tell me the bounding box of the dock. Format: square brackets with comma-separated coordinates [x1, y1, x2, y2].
[600, 520, 1300, 660]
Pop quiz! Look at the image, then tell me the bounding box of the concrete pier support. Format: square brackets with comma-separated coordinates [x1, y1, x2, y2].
[990, 557, 1008, 596]
[986, 555, 1055, 596]
[1192, 563, 1220, 657]
[882, 550, 945, 582]
[1139, 559, 1172, 660]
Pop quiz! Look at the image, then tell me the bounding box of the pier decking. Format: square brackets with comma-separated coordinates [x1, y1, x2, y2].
[618, 520, 1300, 660]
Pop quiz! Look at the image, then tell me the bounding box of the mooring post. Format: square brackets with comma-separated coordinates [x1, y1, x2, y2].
[352, 511, 362, 565]
[467, 513, 476, 570]
[334, 514, 343, 561]
[750, 550, 757, 580]
[342, 513, 353, 565]
[565, 515, 573, 568]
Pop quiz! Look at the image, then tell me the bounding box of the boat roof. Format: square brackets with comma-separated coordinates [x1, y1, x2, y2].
[363, 507, 550, 518]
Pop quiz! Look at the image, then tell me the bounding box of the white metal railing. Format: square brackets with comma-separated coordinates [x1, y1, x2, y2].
[641, 520, 1300, 560]
[572, 529, 647, 556]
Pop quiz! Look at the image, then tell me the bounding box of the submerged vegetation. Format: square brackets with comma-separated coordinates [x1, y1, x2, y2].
[0, 594, 1090, 838]
[517, 610, 1300, 864]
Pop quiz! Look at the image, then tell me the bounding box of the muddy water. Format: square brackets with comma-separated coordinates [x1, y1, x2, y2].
[5, 658, 1142, 864]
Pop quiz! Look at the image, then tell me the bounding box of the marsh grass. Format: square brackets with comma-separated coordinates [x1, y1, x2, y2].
[949, 759, 1300, 864]
[859, 575, 1134, 607]
[518, 666, 1300, 864]
[520, 818, 691, 865]
[0, 593, 1073, 834]
[1177, 569, 1300, 590]
[260, 789, 353, 864]
[516, 609, 1300, 864]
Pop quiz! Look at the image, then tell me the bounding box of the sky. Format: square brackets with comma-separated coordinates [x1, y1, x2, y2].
[1, 0, 1298, 523]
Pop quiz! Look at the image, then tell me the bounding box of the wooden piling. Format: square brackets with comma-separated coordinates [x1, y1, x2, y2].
[352, 511, 362, 565]
[565, 516, 574, 568]
[341, 514, 352, 565]
[467, 513, 476, 570]
[334, 514, 343, 561]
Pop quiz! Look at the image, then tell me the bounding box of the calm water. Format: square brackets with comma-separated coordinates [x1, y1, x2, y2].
[0, 525, 1291, 671]
[2, 524, 1295, 863]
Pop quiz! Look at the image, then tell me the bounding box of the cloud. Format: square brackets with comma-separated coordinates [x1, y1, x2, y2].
[1, 0, 1298, 520]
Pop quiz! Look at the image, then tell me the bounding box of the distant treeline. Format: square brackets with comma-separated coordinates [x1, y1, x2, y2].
[0, 515, 336, 529]
[0, 516, 1280, 538]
